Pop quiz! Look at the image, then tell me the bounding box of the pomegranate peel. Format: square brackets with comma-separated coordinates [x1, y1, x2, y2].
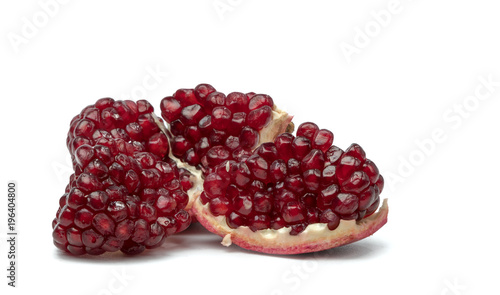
[194, 198, 388, 254]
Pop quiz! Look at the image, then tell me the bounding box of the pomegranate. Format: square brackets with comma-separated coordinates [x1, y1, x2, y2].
[162, 84, 388, 254]
[52, 83, 388, 256]
[53, 99, 192, 255]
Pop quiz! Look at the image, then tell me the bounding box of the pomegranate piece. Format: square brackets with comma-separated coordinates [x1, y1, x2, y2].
[53, 98, 193, 256]
[186, 120, 388, 254]
[160, 84, 293, 171]
[199, 123, 383, 227]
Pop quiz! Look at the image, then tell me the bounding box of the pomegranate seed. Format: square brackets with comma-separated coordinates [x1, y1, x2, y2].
[88, 191, 109, 211]
[92, 213, 116, 235]
[287, 158, 301, 175]
[205, 146, 231, 167]
[138, 114, 160, 137]
[325, 145, 343, 165]
[136, 100, 152, 115]
[226, 92, 248, 112]
[174, 88, 198, 106]
[246, 155, 269, 181]
[247, 106, 272, 130]
[211, 106, 232, 130]
[269, 159, 287, 182]
[320, 209, 340, 230]
[358, 186, 377, 211]
[233, 192, 253, 216]
[184, 126, 202, 142]
[170, 119, 185, 135]
[209, 197, 231, 216]
[66, 188, 86, 209]
[74, 144, 95, 168]
[171, 136, 192, 158]
[115, 219, 134, 240]
[239, 127, 259, 149]
[301, 149, 325, 171]
[147, 133, 169, 158]
[204, 171, 230, 197]
[345, 143, 366, 161]
[248, 94, 273, 111]
[321, 165, 337, 186]
[281, 201, 306, 224]
[107, 201, 128, 222]
[234, 162, 252, 188]
[228, 112, 246, 135]
[333, 193, 359, 215]
[303, 169, 321, 192]
[181, 104, 206, 125]
[194, 83, 216, 102]
[205, 92, 226, 110]
[85, 159, 109, 179]
[362, 159, 380, 184]
[290, 223, 307, 235]
[297, 122, 319, 142]
[82, 229, 104, 248]
[253, 191, 272, 213]
[292, 136, 312, 160]
[102, 237, 124, 252]
[376, 175, 384, 193]
[66, 227, 83, 246]
[313, 129, 334, 153]
[249, 215, 271, 232]
[317, 184, 339, 210]
[336, 155, 361, 183]
[226, 212, 246, 229]
[285, 175, 305, 194]
[342, 171, 370, 194]
[95, 97, 115, 110]
[58, 206, 74, 227]
[209, 129, 228, 146]
[275, 133, 294, 160]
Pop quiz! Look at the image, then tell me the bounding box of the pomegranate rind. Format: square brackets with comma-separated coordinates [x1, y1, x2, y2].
[192, 198, 388, 254]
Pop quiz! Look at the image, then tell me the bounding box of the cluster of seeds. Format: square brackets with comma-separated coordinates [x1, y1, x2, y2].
[200, 122, 384, 235]
[160, 84, 277, 173]
[53, 98, 192, 255]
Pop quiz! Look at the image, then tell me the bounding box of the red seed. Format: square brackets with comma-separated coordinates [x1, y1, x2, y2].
[297, 122, 319, 142]
[226, 92, 248, 112]
[247, 106, 272, 130]
[313, 129, 334, 153]
[248, 94, 273, 111]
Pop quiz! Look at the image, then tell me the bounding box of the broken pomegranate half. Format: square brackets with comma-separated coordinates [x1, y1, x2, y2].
[161, 84, 388, 254]
[53, 99, 192, 255]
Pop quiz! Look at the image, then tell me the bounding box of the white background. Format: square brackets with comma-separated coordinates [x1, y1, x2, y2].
[1, 1, 499, 294]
